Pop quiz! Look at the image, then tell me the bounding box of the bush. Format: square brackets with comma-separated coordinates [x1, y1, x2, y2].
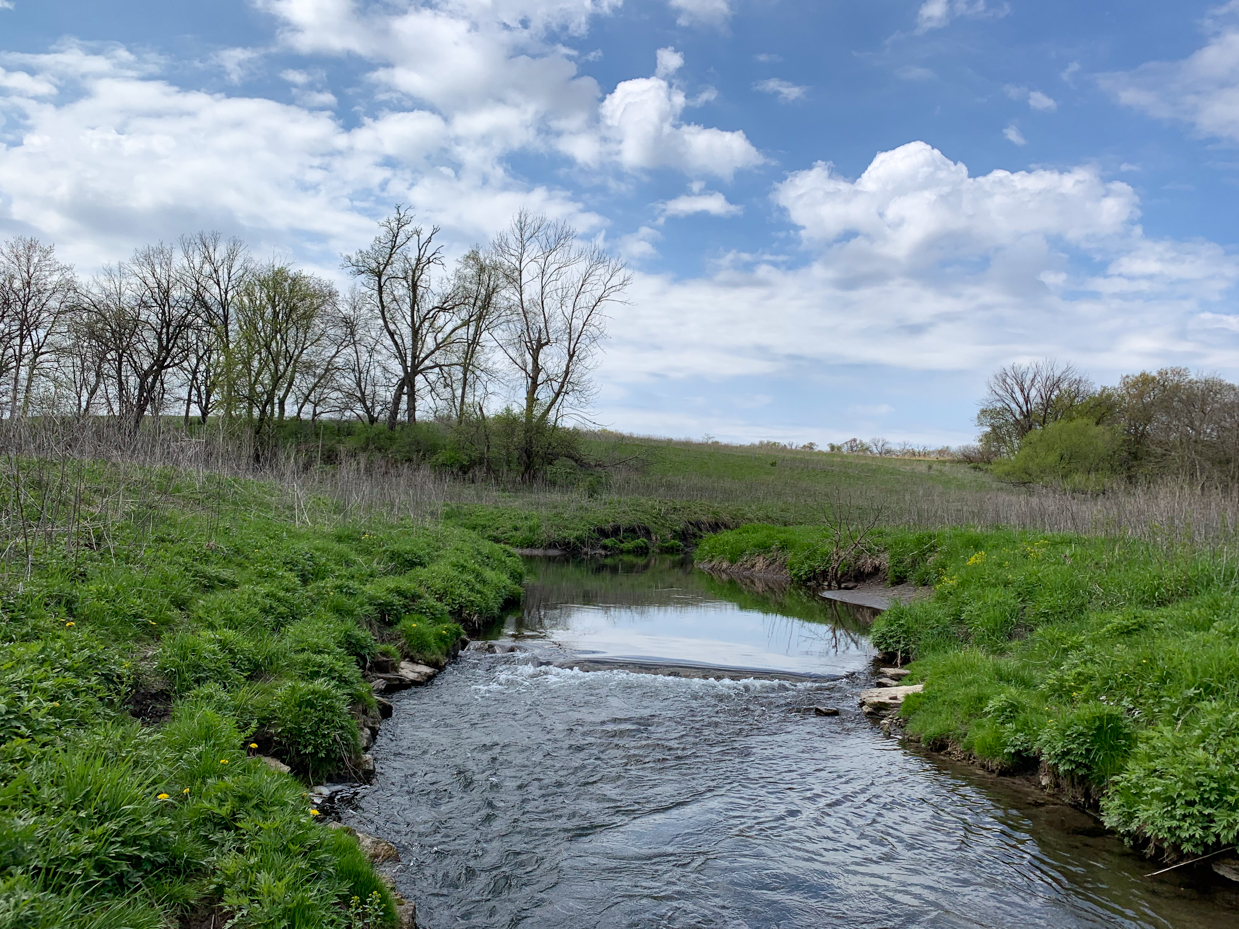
[1103, 703, 1239, 854]
[270, 680, 360, 781]
[397, 618, 464, 667]
[992, 419, 1122, 490]
[1038, 704, 1135, 785]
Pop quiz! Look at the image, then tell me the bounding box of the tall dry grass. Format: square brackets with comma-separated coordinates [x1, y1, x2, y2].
[0, 417, 449, 576]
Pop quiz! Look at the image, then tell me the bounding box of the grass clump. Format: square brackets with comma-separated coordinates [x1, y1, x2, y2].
[0, 463, 523, 927]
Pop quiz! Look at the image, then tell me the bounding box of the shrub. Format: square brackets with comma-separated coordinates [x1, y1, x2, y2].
[1103, 703, 1239, 854]
[1039, 704, 1135, 785]
[397, 619, 464, 667]
[992, 419, 1122, 490]
[270, 681, 359, 781]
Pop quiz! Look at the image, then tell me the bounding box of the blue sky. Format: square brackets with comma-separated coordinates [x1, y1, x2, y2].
[2, 1, 1239, 446]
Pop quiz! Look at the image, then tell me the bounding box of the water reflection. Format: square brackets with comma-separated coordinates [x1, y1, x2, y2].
[506, 556, 872, 676]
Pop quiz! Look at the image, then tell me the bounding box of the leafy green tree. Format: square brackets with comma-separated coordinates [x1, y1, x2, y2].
[992, 418, 1122, 490]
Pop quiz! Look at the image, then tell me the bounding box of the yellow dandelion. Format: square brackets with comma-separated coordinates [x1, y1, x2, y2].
[157, 793, 170, 800]
[219, 759, 229, 765]
[183, 788, 190, 794]
[310, 809, 320, 817]
[249, 743, 258, 749]
[64, 621, 75, 627]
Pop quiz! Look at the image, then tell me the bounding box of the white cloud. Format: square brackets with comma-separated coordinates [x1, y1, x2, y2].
[754, 78, 807, 103]
[848, 404, 894, 416]
[915, 0, 1004, 32]
[655, 46, 684, 79]
[774, 142, 1138, 261]
[1003, 123, 1027, 145]
[1103, 10, 1239, 142]
[1027, 90, 1057, 111]
[0, 2, 14, 10]
[0, 43, 593, 269]
[669, 0, 732, 27]
[595, 142, 1239, 395]
[660, 191, 741, 217]
[599, 53, 763, 179]
[216, 47, 263, 84]
[1006, 86, 1057, 112]
[618, 224, 662, 261]
[254, 2, 755, 179]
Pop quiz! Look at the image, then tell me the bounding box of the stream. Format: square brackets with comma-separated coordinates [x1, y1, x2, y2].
[344, 556, 1238, 928]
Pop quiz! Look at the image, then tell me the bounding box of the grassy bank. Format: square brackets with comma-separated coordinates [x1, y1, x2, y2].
[0, 461, 522, 928]
[697, 523, 1239, 860]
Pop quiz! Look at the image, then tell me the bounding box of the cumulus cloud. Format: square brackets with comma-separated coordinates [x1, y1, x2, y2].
[599, 51, 763, 179]
[1103, 8, 1239, 142]
[254, 2, 756, 178]
[0, 43, 592, 268]
[593, 142, 1239, 397]
[773, 142, 1141, 262]
[660, 190, 741, 217]
[668, 0, 732, 27]
[618, 224, 662, 260]
[1003, 123, 1026, 145]
[915, 0, 1005, 32]
[754, 78, 807, 103]
[1028, 90, 1057, 111]
[1007, 86, 1057, 111]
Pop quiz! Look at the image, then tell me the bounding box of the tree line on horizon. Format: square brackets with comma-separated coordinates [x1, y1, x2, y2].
[968, 359, 1239, 490]
[0, 209, 630, 478]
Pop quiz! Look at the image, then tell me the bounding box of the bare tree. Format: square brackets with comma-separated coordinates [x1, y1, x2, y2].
[438, 248, 503, 423]
[179, 232, 251, 423]
[77, 246, 197, 431]
[489, 211, 630, 477]
[343, 206, 476, 427]
[337, 288, 394, 425]
[977, 359, 1093, 456]
[0, 238, 76, 418]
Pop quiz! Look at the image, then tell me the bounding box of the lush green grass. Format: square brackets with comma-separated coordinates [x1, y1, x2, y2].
[697, 523, 1239, 859]
[443, 437, 1005, 554]
[0, 464, 522, 928]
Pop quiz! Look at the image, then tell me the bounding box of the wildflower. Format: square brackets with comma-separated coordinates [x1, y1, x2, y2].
[64, 621, 75, 627]
[220, 759, 229, 765]
[310, 809, 320, 816]
[249, 743, 258, 749]
[51, 702, 59, 707]
[967, 551, 987, 566]
[157, 793, 170, 800]
[150, 621, 157, 625]
[183, 788, 190, 794]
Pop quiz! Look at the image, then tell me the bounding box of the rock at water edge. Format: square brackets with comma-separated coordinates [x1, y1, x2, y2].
[859, 683, 924, 716]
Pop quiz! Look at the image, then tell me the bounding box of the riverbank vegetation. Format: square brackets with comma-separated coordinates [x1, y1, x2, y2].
[0, 458, 521, 928]
[695, 521, 1239, 861]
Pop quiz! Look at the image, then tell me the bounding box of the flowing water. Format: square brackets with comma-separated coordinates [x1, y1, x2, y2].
[345, 557, 1238, 929]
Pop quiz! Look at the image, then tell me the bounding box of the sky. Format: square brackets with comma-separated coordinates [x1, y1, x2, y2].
[1, 1, 1239, 446]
